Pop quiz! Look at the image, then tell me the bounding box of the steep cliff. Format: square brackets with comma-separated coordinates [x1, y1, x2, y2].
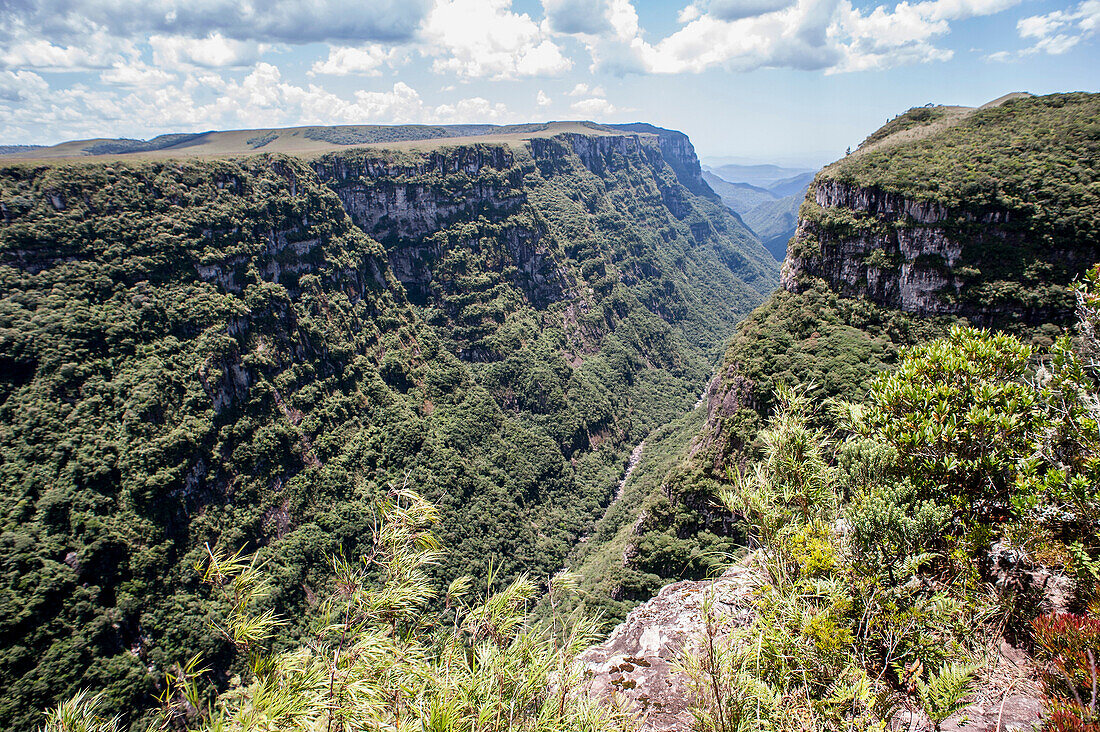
[569, 92, 1100, 628]
[0, 126, 776, 728]
[712, 91, 1099, 442]
[785, 92, 1100, 329]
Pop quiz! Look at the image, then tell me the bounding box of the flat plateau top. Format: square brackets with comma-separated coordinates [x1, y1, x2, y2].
[0, 121, 653, 164]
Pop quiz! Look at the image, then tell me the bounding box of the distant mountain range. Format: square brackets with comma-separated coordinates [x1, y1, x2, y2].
[703, 162, 813, 188]
[702, 165, 815, 260]
[0, 121, 691, 161]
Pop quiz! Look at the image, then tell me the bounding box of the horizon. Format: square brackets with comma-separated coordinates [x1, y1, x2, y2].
[1, 0, 1096, 165]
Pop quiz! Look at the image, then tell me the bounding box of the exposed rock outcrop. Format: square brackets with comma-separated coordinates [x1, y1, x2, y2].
[783, 179, 1025, 320]
[606, 123, 716, 200]
[313, 145, 524, 242]
[581, 556, 1047, 732]
[579, 562, 758, 731]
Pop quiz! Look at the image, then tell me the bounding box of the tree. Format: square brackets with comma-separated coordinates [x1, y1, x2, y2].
[41, 489, 629, 732]
[860, 324, 1038, 524]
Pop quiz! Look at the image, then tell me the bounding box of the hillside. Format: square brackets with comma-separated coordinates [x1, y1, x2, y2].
[741, 191, 804, 260]
[702, 167, 812, 261]
[0, 127, 777, 728]
[702, 171, 775, 212]
[569, 91, 1100, 629]
[788, 91, 1099, 328]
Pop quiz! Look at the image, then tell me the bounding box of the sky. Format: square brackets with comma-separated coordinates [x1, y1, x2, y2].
[0, 0, 1096, 166]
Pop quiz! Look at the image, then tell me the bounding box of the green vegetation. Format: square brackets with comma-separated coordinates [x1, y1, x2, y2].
[245, 133, 277, 149]
[831, 93, 1099, 223]
[563, 93, 1098, 645]
[83, 134, 206, 156]
[0, 130, 776, 728]
[813, 93, 1100, 327]
[42, 491, 629, 732]
[563, 401, 740, 622]
[682, 286, 1100, 729]
[14, 94, 1100, 731]
[654, 97, 1100, 730]
[858, 105, 948, 149]
[558, 279, 956, 613]
[740, 191, 802, 261]
[302, 125, 454, 145]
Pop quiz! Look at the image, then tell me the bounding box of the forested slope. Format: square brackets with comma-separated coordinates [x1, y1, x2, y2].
[0, 128, 777, 728]
[571, 92, 1100, 620]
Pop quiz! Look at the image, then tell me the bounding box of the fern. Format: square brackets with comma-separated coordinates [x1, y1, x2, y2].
[915, 661, 979, 731]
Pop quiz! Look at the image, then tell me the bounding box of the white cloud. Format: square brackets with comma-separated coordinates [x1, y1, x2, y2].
[570, 96, 619, 117]
[434, 96, 511, 121]
[100, 61, 175, 86]
[537, 89, 552, 106]
[679, 5, 703, 22]
[0, 63, 517, 143]
[0, 35, 133, 72]
[1015, 0, 1099, 55]
[150, 33, 265, 68]
[567, 82, 606, 96]
[0, 0, 432, 46]
[0, 69, 48, 103]
[542, 0, 613, 34]
[422, 0, 572, 79]
[581, 0, 1017, 75]
[310, 45, 394, 76]
[607, 0, 642, 39]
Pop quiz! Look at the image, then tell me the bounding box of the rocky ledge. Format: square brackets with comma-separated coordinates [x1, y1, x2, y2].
[579, 562, 758, 731]
[579, 554, 1049, 732]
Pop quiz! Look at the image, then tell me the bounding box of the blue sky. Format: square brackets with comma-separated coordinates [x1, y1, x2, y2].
[0, 0, 1096, 165]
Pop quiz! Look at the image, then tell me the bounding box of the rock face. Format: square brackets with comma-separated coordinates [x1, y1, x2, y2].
[311, 146, 564, 307]
[313, 146, 524, 242]
[605, 123, 716, 200]
[783, 172, 1097, 329]
[580, 555, 1047, 732]
[579, 562, 758, 731]
[307, 128, 774, 359]
[783, 179, 1020, 320]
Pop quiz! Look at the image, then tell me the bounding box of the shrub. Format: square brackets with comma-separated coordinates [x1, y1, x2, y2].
[861, 324, 1038, 524]
[1033, 612, 1100, 721]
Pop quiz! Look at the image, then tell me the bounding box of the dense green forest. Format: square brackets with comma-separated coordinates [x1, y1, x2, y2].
[39, 273, 1100, 730]
[9, 92, 1100, 731]
[0, 130, 777, 728]
[569, 93, 1100, 637]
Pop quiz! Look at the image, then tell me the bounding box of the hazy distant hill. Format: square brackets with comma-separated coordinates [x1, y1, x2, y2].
[0, 145, 42, 155]
[704, 162, 812, 188]
[741, 192, 803, 260]
[702, 171, 775, 212]
[702, 165, 814, 260]
[766, 171, 815, 197]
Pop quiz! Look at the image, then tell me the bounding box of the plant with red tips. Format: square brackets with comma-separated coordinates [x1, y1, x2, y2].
[1033, 612, 1100, 730]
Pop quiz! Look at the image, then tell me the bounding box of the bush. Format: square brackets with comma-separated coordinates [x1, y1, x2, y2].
[861, 324, 1038, 524]
[1033, 612, 1100, 723]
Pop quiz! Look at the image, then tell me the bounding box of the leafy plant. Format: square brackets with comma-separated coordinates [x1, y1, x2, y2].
[860, 324, 1038, 525]
[1033, 612, 1100, 723]
[40, 691, 120, 732]
[914, 661, 979, 731]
